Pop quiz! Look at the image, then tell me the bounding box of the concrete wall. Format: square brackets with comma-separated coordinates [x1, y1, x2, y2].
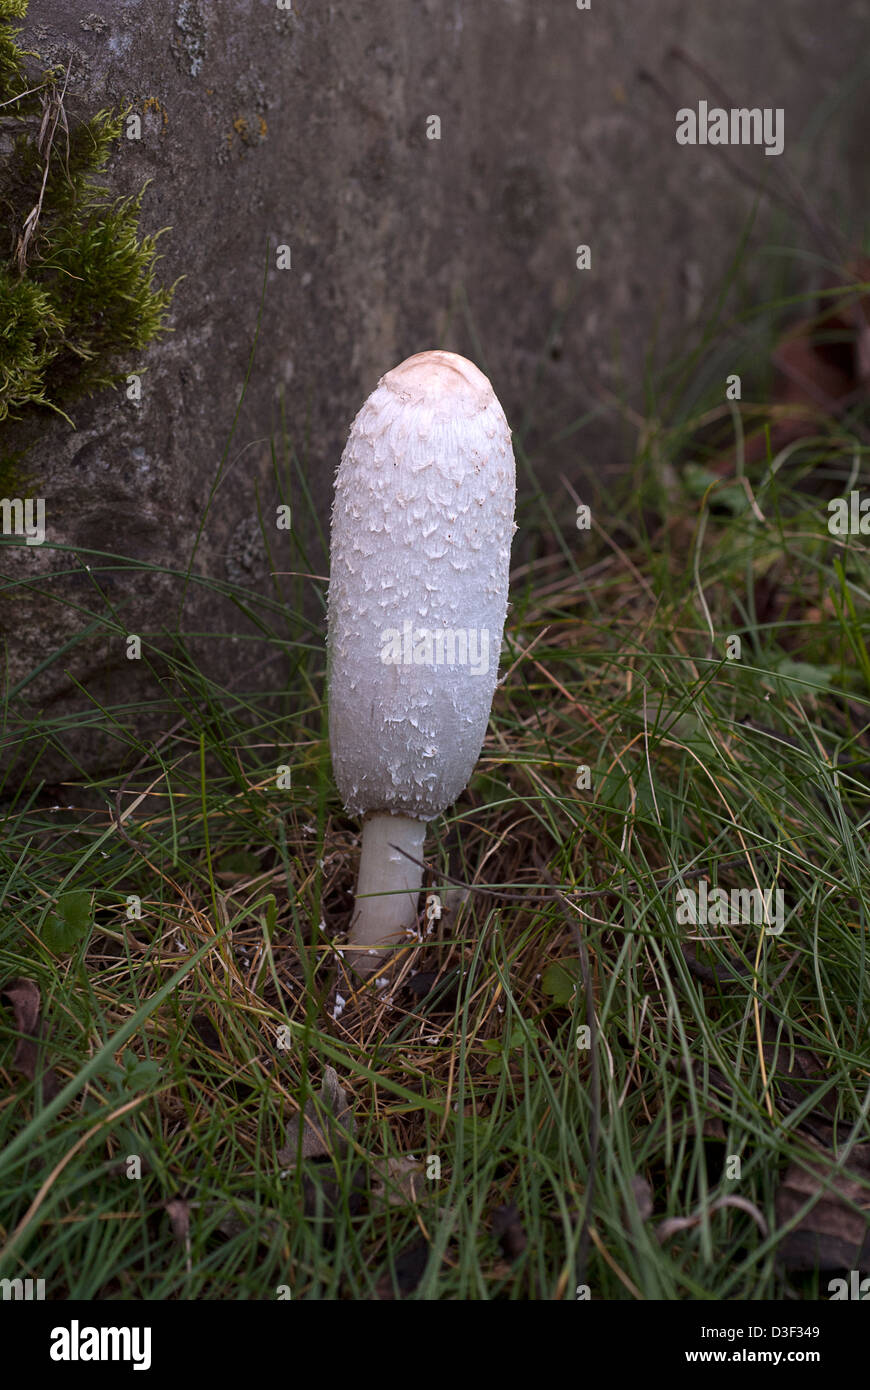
[2, 0, 867, 780]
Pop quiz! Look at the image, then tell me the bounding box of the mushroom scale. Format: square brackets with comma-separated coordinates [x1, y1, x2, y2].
[328, 350, 516, 822]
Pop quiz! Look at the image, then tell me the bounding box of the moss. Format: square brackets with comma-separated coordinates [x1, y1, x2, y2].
[0, 1, 29, 98]
[0, 0, 174, 428]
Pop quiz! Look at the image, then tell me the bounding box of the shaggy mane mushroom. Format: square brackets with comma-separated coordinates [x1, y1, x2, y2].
[327, 350, 516, 974]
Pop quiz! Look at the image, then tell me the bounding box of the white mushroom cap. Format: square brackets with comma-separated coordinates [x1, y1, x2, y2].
[327, 350, 516, 820]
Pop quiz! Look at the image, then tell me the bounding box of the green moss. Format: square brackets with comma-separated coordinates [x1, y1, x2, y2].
[0, 1, 174, 427]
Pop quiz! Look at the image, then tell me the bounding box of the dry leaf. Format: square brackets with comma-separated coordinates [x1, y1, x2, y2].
[657, 1195, 769, 1244]
[491, 1203, 528, 1261]
[277, 1066, 355, 1169]
[775, 1147, 870, 1273]
[165, 1197, 191, 1242]
[627, 1174, 654, 1224]
[216, 1200, 280, 1244]
[711, 257, 870, 476]
[371, 1155, 425, 1206]
[375, 1239, 429, 1299]
[0, 977, 61, 1101]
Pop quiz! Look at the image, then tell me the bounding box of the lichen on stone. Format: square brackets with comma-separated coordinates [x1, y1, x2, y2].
[79, 13, 108, 36]
[174, 0, 208, 79]
[225, 514, 268, 586]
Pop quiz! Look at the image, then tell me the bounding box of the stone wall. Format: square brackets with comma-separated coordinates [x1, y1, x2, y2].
[2, 0, 867, 781]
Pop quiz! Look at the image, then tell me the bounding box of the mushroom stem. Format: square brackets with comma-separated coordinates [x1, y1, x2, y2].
[346, 812, 426, 970]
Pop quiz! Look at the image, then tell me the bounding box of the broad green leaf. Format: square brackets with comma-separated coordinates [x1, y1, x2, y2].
[43, 888, 92, 953]
[542, 961, 580, 1005]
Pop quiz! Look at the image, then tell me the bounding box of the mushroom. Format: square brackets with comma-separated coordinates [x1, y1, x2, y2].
[327, 350, 516, 973]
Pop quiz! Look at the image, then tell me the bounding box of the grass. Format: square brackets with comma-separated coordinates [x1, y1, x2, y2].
[0, 229, 868, 1300]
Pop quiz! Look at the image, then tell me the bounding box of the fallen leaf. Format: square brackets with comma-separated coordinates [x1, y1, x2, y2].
[710, 257, 870, 477]
[163, 1196, 192, 1275]
[165, 1197, 191, 1242]
[775, 1146, 870, 1273]
[215, 1069, 362, 1253]
[657, 1195, 769, 1244]
[277, 1066, 355, 1168]
[371, 1155, 425, 1206]
[627, 1174, 654, 1225]
[216, 1200, 281, 1243]
[190, 1012, 223, 1053]
[375, 1239, 429, 1299]
[0, 977, 61, 1101]
[491, 1203, 527, 1261]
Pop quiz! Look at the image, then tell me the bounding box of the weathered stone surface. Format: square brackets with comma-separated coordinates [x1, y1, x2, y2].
[2, 0, 866, 782]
